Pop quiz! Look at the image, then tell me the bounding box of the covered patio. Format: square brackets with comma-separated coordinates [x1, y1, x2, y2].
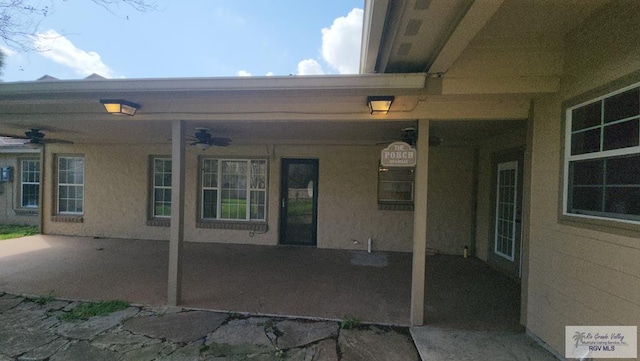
[0, 235, 520, 329]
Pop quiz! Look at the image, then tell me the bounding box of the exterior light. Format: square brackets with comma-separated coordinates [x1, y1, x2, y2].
[367, 96, 395, 115]
[100, 99, 140, 116]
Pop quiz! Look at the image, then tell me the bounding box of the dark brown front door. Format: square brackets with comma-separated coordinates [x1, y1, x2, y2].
[279, 159, 319, 246]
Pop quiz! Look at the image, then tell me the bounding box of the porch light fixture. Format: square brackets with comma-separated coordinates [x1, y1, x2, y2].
[367, 96, 395, 115]
[100, 99, 140, 116]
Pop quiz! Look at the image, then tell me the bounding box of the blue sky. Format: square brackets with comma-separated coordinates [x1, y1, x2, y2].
[0, 0, 363, 81]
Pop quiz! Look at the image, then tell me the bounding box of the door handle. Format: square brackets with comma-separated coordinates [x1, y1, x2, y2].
[282, 198, 285, 208]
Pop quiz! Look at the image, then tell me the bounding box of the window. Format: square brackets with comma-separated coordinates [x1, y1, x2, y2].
[378, 165, 414, 207]
[152, 158, 171, 218]
[20, 159, 40, 208]
[57, 156, 84, 214]
[200, 158, 267, 221]
[564, 84, 640, 223]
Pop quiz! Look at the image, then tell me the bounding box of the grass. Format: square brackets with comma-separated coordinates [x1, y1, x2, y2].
[59, 300, 130, 321]
[0, 224, 39, 241]
[340, 315, 362, 330]
[33, 292, 55, 305]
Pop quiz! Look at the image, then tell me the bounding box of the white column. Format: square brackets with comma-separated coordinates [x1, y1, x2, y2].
[168, 120, 186, 306]
[411, 119, 429, 326]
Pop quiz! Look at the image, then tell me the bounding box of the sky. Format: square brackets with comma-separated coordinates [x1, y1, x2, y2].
[0, 0, 364, 82]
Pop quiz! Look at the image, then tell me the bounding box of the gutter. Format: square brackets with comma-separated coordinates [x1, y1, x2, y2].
[0, 73, 427, 97]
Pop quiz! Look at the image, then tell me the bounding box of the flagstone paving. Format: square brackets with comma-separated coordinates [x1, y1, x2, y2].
[0, 292, 419, 361]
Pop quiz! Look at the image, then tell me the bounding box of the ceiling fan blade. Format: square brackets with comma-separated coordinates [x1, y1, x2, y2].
[42, 139, 74, 144]
[211, 137, 231, 146]
[0, 133, 29, 139]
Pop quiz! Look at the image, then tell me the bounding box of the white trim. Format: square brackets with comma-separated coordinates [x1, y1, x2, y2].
[152, 157, 172, 218]
[200, 158, 268, 222]
[568, 82, 640, 110]
[494, 160, 518, 262]
[19, 158, 40, 209]
[56, 156, 84, 215]
[563, 82, 640, 223]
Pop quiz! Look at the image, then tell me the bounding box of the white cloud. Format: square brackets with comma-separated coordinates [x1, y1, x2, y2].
[0, 45, 17, 57]
[296, 59, 324, 75]
[32, 30, 115, 78]
[237, 70, 252, 77]
[265, 72, 274, 76]
[321, 8, 363, 74]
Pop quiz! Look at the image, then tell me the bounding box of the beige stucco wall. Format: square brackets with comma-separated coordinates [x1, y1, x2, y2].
[426, 146, 475, 255]
[526, 1, 640, 356]
[0, 152, 40, 226]
[41, 143, 418, 252]
[475, 128, 527, 261]
[41, 141, 487, 254]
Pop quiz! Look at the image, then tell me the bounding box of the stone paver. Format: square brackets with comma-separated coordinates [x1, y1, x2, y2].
[286, 339, 339, 361]
[124, 310, 227, 343]
[18, 338, 68, 361]
[276, 320, 338, 349]
[0, 293, 420, 361]
[0, 306, 60, 358]
[0, 297, 23, 312]
[205, 318, 274, 356]
[56, 307, 139, 340]
[158, 342, 203, 361]
[120, 342, 170, 361]
[49, 341, 118, 361]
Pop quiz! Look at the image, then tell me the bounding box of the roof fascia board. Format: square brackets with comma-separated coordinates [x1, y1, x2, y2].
[360, 0, 390, 73]
[0, 74, 426, 96]
[428, 0, 504, 74]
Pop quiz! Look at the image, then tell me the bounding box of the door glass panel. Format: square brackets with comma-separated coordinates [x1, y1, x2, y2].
[281, 160, 318, 246]
[494, 162, 517, 261]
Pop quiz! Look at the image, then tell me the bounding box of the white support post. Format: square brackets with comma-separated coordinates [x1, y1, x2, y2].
[168, 120, 186, 306]
[411, 119, 430, 326]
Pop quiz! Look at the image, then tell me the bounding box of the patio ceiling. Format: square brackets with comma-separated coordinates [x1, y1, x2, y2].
[0, 74, 530, 146]
[2, 0, 604, 146]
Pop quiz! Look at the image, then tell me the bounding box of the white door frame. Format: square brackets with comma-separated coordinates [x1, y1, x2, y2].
[494, 160, 518, 262]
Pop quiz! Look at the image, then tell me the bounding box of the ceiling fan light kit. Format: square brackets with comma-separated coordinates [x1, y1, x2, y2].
[189, 128, 231, 150]
[196, 142, 212, 151]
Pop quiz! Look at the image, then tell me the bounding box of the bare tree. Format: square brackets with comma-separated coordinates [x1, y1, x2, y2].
[0, 0, 156, 51]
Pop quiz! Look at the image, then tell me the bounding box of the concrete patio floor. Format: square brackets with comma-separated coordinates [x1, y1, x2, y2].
[0, 235, 412, 325]
[0, 235, 521, 330]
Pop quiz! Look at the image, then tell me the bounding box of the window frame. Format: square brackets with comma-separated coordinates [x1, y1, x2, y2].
[19, 158, 40, 209]
[563, 81, 640, 225]
[151, 157, 172, 219]
[56, 155, 84, 216]
[198, 156, 268, 227]
[377, 163, 415, 211]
